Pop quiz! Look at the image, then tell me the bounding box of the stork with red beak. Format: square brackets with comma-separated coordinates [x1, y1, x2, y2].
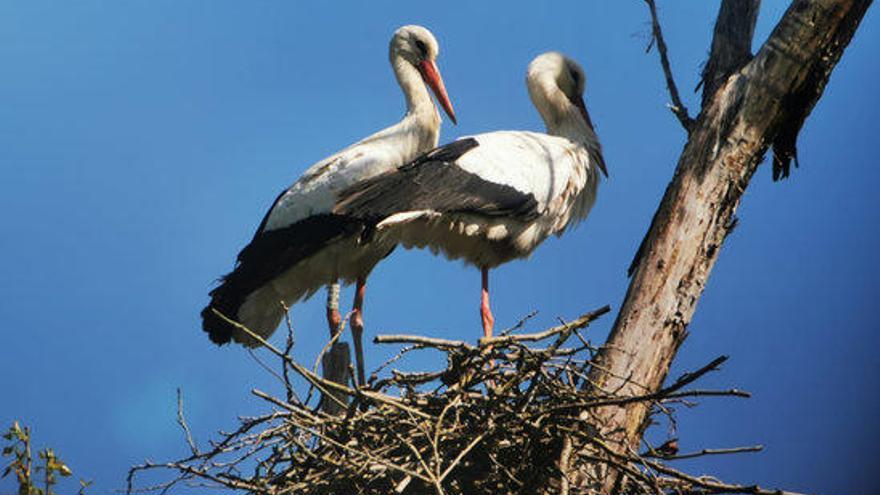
[202, 25, 456, 387]
[334, 52, 606, 339]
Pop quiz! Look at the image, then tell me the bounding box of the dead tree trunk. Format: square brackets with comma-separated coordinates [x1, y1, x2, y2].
[569, 0, 872, 491]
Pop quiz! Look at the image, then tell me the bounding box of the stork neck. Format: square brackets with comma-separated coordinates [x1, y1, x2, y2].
[543, 103, 595, 148]
[530, 77, 590, 146]
[545, 104, 604, 175]
[392, 56, 440, 124]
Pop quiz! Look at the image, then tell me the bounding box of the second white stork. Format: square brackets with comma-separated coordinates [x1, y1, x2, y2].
[333, 52, 606, 339]
[202, 25, 456, 387]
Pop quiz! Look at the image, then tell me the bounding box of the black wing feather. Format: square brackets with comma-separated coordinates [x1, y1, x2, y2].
[334, 138, 539, 222]
[201, 214, 363, 345]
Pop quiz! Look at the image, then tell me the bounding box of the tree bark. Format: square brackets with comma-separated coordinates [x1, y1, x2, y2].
[571, 0, 872, 491]
[700, 0, 761, 109]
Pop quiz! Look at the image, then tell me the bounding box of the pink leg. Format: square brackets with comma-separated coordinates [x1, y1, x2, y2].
[480, 267, 495, 338]
[350, 276, 367, 388]
[326, 281, 342, 338]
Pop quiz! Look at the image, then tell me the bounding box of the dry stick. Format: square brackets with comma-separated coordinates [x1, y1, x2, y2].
[494, 308, 610, 398]
[128, 461, 261, 494]
[647, 457, 804, 495]
[247, 348, 288, 388]
[176, 388, 199, 457]
[393, 430, 439, 492]
[211, 309, 434, 420]
[481, 306, 611, 346]
[644, 445, 763, 461]
[301, 416, 432, 483]
[664, 388, 750, 400]
[280, 302, 299, 403]
[374, 334, 474, 350]
[310, 310, 353, 412]
[437, 432, 486, 483]
[431, 399, 459, 482]
[537, 355, 737, 417]
[255, 390, 434, 484]
[589, 437, 797, 495]
[312, 310, 353, 376]
[498, 309, 539, 337]
[644, 0, 693, 131]
[371, 344, 418, 380]
[575, 452, 660, 495]
[210, 309, 349, 411]
[252, 389, 318, 418]
[666, 355, 729, 392]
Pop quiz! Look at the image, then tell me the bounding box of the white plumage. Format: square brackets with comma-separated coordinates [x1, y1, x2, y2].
[333, 52, 606, 338]
[379, 131, 599, 267]
[203, 24, 456, 387]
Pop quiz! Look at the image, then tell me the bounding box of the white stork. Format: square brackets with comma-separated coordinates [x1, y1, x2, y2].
[202, 25, 456, 386]
[333, 52, 606, 339]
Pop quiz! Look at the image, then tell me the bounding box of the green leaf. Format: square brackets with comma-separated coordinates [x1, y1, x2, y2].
[78, 478, 92, 495]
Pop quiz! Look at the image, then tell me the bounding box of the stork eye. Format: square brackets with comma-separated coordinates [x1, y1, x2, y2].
[414, 39, 428, 57]
[570, 69, 580, 84]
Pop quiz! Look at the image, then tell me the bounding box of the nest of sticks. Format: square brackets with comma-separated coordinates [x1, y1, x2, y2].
[128, 306, 790, 495]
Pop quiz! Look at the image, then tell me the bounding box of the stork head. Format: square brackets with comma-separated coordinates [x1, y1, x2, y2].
[390, 25, 456, 124]
[527, 52, 606, 176]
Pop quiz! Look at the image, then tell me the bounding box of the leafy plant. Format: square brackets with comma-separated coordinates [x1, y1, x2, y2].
[2, 421, 88, 495]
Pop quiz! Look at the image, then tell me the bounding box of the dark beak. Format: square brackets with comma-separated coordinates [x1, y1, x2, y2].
[571, 95, 608, 177]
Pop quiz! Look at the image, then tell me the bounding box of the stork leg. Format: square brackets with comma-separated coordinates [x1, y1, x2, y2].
[480, 267, 495, 338]
[350, 276, 368, 388]
[326, 281, 342, 338]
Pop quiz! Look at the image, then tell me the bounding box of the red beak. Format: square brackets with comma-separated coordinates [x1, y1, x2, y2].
[419, 59, 457, 125]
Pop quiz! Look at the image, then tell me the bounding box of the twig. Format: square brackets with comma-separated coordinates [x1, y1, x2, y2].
[499, 310, 539, 337]
[281, 302, 298, 403]
[176, 388, 199, 457]
[438, 432, 486, 483]
[312, 311, 352, 377]
[536, 355, 737, 416]
[664, 388, 750, 400]
[247, 348, 287, 388]
[644, 0, 693, 131]
[664, 355, 728, 394]
[645, 445, 763, 460]
[481, 306, 610, 346]
[212, 308, 434, 419]
[374, 334, 474, 350]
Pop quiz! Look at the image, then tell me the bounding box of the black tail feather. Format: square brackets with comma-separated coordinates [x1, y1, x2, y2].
[201, 214, 365, 345]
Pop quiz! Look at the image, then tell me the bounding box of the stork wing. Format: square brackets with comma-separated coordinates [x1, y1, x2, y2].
[333, 138, 539, 223]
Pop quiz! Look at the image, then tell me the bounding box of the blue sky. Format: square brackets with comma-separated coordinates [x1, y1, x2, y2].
[1, 1, 877, 493]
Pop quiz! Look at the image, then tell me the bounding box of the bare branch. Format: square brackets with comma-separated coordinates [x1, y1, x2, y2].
[644, 444, 763, 461]
[374, 334, 474, 350]
[481, 306, 610, 346]
[175, 388, 199, 457]
[644, 0, 694, 131]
